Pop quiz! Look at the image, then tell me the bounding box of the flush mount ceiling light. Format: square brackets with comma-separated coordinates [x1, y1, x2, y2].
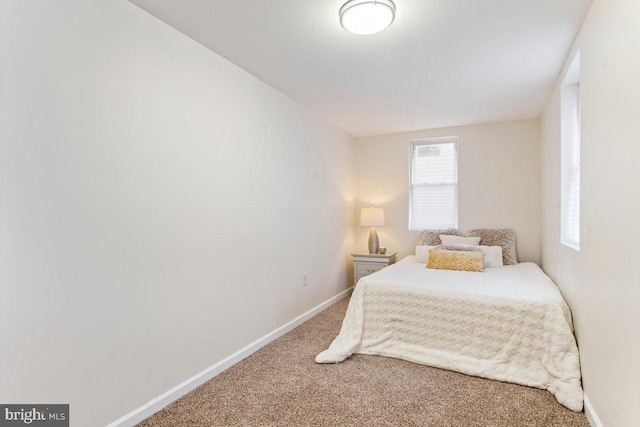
[339, 0, 396, 35]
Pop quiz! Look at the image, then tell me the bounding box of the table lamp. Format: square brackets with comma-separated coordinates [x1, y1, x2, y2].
[360, 207, 385, 254]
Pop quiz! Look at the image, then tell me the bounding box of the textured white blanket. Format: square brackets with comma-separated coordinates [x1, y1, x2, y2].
[316, 257, 583, 411]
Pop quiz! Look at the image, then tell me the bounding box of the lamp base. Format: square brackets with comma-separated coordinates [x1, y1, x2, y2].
[368, 227, 379, 254]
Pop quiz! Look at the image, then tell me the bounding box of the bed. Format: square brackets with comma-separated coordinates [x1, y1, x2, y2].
[316, 255, 583, 412]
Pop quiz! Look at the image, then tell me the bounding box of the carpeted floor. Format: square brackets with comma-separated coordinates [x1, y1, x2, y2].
[137, 296, 589, 426]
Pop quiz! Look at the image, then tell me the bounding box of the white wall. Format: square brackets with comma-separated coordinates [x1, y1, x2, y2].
[355, 119, 541, 263]
[0, 1, 355, 425]
[541, 1, 640, 426]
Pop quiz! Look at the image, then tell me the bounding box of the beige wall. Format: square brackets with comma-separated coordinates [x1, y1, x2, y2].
[540, 1, 640, 426]
[0, 1, 355, 426]
[355, 119, 541, 264]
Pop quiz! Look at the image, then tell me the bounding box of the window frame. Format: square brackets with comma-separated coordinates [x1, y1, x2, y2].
[408, 136, 459, 231]
[560, 52, 581, 250]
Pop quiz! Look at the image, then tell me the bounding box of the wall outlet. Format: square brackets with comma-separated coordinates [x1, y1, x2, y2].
[302, 273, 308, 287]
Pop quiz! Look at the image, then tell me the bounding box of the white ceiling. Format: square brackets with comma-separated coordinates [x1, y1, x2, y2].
[129, 0, 592, 137]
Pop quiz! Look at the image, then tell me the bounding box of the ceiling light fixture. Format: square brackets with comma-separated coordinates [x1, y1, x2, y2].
[339, 0, 396, 35]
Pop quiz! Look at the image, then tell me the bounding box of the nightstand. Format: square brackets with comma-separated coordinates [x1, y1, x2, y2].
[351, 252, 397, 285]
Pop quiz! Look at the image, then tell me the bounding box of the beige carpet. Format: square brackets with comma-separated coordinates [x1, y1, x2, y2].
[137, 296, 589, 426]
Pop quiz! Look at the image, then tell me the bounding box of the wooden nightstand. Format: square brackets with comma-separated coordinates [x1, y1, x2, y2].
[351, 252, 397, 285]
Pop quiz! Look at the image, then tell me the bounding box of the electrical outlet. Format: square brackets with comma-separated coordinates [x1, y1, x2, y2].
[303, 273, 308, 287]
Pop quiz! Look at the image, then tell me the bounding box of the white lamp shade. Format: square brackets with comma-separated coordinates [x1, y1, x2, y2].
[340, 0, 396, 35]
[360, 207, 385, 227]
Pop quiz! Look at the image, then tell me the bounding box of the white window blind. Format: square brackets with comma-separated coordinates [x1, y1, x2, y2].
[561, 53, 581, 250]
[409, 138, 458, 230]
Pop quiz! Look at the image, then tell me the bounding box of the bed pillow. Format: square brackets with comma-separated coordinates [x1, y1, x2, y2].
[439, 244, 503, 268]
[415, 245, 437, 263]
[426, 249, 485, 272]
[439, 244, 481, 252]
[439, 235, 481, 246]
[466, 228, 517, 265]
[416, 229, 460, 246]
[477, 245, 504, 268]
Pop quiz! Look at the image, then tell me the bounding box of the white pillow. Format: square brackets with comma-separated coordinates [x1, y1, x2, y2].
[439, 235, 481, 246]
[415, 245, 436, 263]
[477, 245, 503, 268]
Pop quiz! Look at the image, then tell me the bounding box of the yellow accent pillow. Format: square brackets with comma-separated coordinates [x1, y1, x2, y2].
[426, 249, 485, 272]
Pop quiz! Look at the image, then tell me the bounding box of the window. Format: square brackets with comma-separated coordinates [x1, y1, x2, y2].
[561, 53, 581, 250]
[409, 137, 458, 230]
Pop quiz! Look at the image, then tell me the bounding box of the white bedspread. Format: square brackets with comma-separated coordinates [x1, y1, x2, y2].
[316, 257, 583, 411]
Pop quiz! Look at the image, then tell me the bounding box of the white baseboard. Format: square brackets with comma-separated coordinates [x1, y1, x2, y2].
[584, 393, 603, 427]
[106, 287, 353, 427]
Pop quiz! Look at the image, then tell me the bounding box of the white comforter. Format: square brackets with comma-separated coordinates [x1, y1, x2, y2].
[316, 257, 583, 411]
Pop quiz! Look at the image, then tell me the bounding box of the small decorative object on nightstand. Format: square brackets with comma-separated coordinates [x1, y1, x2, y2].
[351, 252, 397, 285]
